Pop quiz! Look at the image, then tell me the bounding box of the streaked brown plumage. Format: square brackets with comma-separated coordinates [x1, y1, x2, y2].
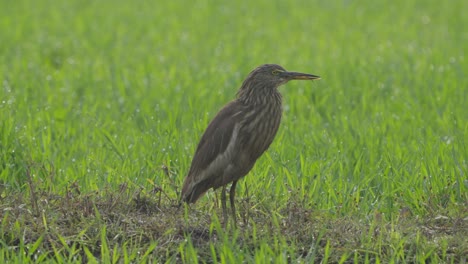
[181, 64, 320, 225]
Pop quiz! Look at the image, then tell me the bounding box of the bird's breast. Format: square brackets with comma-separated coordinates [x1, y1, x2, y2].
[239, 101, 282, 160]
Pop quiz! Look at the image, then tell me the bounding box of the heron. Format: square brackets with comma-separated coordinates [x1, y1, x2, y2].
[180, 64, 320, 226]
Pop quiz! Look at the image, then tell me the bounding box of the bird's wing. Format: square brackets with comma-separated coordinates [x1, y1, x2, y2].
[190, 100, 244, 175]
[181, 101, 246, 201]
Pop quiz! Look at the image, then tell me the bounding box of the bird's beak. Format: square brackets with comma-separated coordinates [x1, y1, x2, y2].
[281, 71, 320, 80]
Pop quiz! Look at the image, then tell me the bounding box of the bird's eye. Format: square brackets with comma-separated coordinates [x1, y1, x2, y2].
[272, 70, 280, 75]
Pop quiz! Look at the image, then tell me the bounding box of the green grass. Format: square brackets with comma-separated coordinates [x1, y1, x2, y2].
[1, 0, 467, 262]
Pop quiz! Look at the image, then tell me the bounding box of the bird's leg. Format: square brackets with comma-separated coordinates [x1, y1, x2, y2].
[229, 180, 238, 228]
[244, 182, 249, 226]
[221, 185, 228, 227]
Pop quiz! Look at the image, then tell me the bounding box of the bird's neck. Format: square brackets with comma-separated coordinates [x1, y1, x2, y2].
[236, 85, 282, 106]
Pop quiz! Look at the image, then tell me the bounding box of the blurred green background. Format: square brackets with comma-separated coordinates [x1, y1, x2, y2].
[1, 0, 466, 216]
[1, 0, 467, 262]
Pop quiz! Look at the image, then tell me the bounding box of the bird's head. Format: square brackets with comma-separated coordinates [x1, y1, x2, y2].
[237, 64, 320, 102]
[247, 64, 320, 86]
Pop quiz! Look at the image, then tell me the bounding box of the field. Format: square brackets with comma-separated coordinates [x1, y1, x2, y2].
[0, 0, 467, 262]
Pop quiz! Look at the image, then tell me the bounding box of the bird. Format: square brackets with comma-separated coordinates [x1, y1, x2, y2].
[180, 64, 320, 226]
